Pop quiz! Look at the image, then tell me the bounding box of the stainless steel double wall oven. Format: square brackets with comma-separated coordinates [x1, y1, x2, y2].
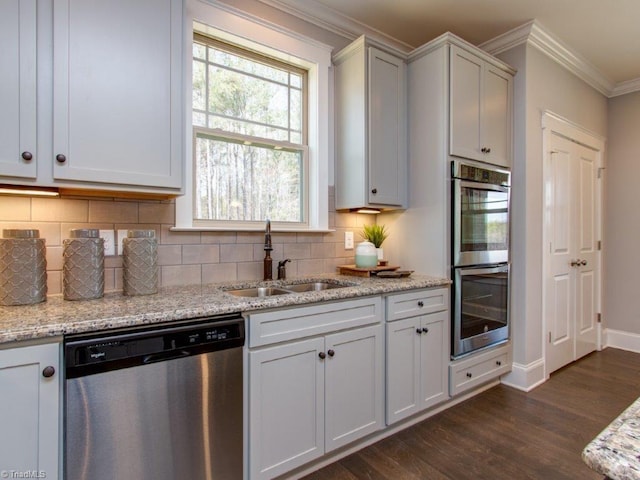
[451, 160, 510, 358]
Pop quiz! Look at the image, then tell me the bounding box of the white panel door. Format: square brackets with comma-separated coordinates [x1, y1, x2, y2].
[52, 0, 182, 189]
[325, 324, 383, 452]
[546, 133, 599, 374]
[0, 0, 37, 178]
[419, 310, 448, 409]
[249, 338, 324, 480]
[0, 343, 60, 480]
[386, 317, 421, 424]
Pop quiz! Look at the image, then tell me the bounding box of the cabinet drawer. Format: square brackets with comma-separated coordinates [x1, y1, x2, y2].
[248, 297, 382, 347]
[386, 288, 448, 321]
[449, 343, 511, 396]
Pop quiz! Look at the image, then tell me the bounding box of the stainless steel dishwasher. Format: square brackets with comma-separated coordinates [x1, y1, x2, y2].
[64, 313, 244, 480]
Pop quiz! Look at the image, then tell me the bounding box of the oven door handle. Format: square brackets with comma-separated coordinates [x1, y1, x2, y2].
[456, 264, 509, 277]
[457, 180, 510, 193]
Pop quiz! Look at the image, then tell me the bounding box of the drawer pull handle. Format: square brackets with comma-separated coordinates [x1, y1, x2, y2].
[496, 360, 502, 366]
[21, 151, 33, 161]
[42, 366, 55, 378]
[327, 349, 335, 357]
[422, 327, 429, 334]
[466, 372, 472, 378]
[417, 301, 424, 307]
[318, 352, 326, 360]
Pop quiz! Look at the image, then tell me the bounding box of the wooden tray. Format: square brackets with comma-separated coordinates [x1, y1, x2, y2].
[338, 264, 400, 277]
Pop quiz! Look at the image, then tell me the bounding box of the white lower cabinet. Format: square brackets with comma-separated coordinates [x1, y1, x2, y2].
[247, 298, 384, 480]
[0, 342, 60, 480]
[386, 288, 449, 425]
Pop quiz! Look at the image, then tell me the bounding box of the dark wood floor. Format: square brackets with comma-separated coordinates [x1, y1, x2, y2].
[302, 347, 640, 480]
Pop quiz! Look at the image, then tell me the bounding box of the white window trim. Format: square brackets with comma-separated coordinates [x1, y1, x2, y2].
[176, 0, 332, 232]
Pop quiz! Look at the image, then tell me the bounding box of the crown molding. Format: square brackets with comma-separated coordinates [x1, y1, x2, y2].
[480, 19, 640, 98]
[255, 0, 414, 56]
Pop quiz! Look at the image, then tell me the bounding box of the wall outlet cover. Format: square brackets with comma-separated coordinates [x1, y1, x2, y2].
[117, 229, 128, 256]
[345, 231, 354, 250]
[99, 230, 115, 256]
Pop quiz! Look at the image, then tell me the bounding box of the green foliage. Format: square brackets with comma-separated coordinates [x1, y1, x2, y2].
[361, 224, 389, 248]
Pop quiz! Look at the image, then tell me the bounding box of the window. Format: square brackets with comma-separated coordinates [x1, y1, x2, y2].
[191, 34, 309, 227]
[175, 2, 331, 232]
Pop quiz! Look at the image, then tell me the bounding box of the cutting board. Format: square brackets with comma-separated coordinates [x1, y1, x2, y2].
[338, 264, 400, 277]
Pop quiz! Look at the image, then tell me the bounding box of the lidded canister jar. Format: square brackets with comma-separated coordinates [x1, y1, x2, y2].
[63, 229, 104, 301]
[122, 230, 158, 296]
[0, 229, 47, 305]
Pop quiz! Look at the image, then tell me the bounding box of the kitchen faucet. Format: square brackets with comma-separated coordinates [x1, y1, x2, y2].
[277, 259, 291, 280]
[263, 219, 273, 280]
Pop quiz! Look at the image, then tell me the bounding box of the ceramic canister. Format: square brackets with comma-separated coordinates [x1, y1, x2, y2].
[0, 229, 47, 305]
[355, 241, 378, 268]
[63, 229, 105, 301]
[122, 230, 158, 296]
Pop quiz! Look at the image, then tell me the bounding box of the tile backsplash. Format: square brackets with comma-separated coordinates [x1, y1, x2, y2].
[0, 187, 374, 295]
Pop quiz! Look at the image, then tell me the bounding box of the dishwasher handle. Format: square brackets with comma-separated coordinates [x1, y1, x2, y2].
[143, 350, 191, 364]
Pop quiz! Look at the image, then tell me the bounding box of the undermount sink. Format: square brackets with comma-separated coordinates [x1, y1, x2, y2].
[226, 287, 292, 297]
[225, 281, 352, 297]
[282, 282, 348, 292]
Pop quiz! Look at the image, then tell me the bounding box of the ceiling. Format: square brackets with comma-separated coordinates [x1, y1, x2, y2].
[268, 0, 640, 89]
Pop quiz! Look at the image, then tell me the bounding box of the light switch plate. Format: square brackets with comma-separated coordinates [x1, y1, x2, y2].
[345, 231, 354, 250]
[117, 230, 128, 256]
[99, 230, 115, 256]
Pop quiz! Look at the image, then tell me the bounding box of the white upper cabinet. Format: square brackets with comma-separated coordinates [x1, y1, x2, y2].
[334, 37, 407, 210]
[0, 0, 183, 194]
[52, 0, 183, 191]
[450, 44, 513, 167]
[0, 0, 37, 179]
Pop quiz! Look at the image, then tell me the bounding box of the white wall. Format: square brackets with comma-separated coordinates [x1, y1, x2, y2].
[605, 91, 640, 335]
[496, 44, 607, 375]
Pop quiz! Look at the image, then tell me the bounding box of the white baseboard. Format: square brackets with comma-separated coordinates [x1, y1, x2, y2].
[500, 358, 546, 392]
[604, 328, 640, 353]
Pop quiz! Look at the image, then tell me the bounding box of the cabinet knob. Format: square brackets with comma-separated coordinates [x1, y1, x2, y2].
[496, 360, 502, 366]
[417, 301, 424, 307]
[580, 259, 588, 266]
[318, 352, 326, 360]
[422, 327, 429, 334]
[480, 147, 492, 154]
[56, 154, 67, 163]
[21, 151, 33, 161]
[327, 349, 335, 357]
[371, 188, 377, 195]
[42, 366, 56, 378]
[416, 328, 422, 335]
[466, 372, 473, 378]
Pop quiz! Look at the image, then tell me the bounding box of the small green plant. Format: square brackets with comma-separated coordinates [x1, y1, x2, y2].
[361, 224, 389, 248]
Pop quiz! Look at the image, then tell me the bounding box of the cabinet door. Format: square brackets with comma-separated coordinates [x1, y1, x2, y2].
[325, 324, 383, 451]
[368, 47, 406, 207]
[420, 310, 448, 409]
[0, 342, 60, 479]
[0, 0, 37, 179]
[52, 0, 182, 190]
[482, 65, 512, 167]
[386, 317, 421, 424]
[249, 338, 324, 480]
[450, 45, 483, 162]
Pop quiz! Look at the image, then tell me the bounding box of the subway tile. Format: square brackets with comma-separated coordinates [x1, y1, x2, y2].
[114, 267, 123, 291]
[334, 242, 355, 259]
[237, 262, 262, 281]
[60, 223, 115, 238]
[202, 263, 237, 284]
[105, 255, 123, 269]
[283, 243, 311, 259]
[296, 232, 322, 243]
[273, 232, 297, 244]
[182, 244, 220, 265]
[236, 232, 264, 244]
[334, 212, 358, 228]
[88, 200, 138, 223]
[220, 244, 254, 263]
[32, 198, 89, 223]
[201, 231, 237, 244]
[297, 259, 324, 276]
[0, 222, 62, 246]
[310, 242, 334, 259]
[157, 245, 182, 266]
[253, 243, 283, 261]
[46, 270, 62, 296]
[139, 202, 175, 224]
[0, 197, 31, 221]
[160, 225, 200, 245]
[160, 265, 201, 287]
[327, 212, 336, 229]
[46, 246, 64, 271]
[103, 268, 116, 293]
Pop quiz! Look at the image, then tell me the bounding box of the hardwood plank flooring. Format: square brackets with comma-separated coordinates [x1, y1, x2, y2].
[302, 347, 640, 480]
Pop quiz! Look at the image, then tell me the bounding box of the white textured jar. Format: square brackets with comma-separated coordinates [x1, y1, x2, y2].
[355, 241, 378, 268]
[122, 230, 158, 296]
[0, 229, 47, 305]
[63, 229, 104, 301]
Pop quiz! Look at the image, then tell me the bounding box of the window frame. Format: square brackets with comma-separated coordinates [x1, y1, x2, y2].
[175, 1, 332, 232]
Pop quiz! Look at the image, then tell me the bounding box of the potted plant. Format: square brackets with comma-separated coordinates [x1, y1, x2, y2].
[361, 224, 389, 261]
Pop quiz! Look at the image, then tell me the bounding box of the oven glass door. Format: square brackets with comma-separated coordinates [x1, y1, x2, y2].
[453, 264, 509, 358]
[453, 180, 509, 266]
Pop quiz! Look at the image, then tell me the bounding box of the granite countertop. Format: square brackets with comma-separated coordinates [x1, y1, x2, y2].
[0, 273, 450, 345]
[583, 397, 640, 480]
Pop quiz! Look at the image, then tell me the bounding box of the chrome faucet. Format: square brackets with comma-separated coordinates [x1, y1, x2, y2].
[263, 220, 273, 280]
[277, 259, 291, 280]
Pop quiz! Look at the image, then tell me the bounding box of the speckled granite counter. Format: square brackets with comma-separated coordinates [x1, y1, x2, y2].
[0, 274, 449, 345]
[583, 397, 640, 480]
